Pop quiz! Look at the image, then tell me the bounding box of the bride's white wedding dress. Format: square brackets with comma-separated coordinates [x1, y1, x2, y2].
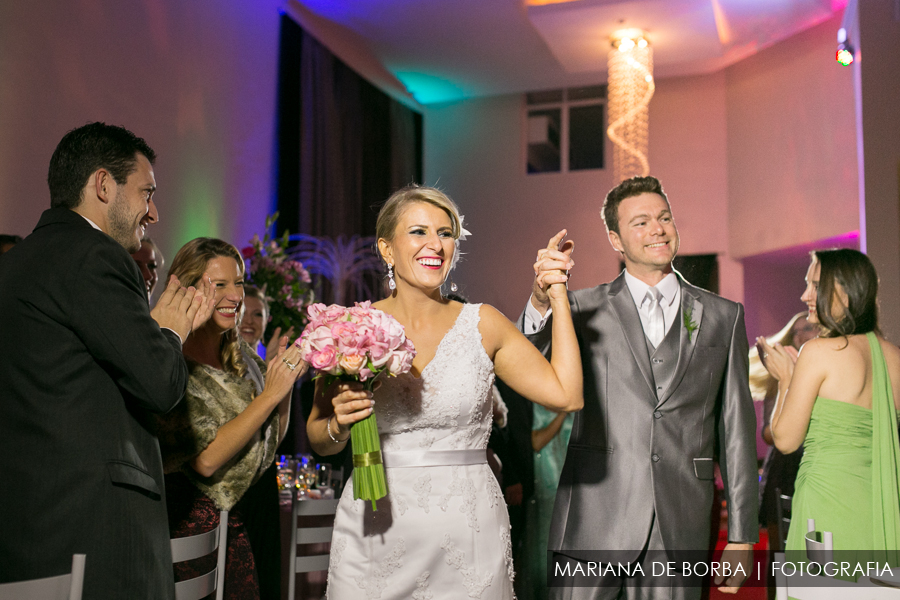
[326, 303, 515, 599]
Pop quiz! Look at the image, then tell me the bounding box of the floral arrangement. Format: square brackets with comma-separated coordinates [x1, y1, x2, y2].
[243, 213, 315, 339]
[295, 301, 416, 509]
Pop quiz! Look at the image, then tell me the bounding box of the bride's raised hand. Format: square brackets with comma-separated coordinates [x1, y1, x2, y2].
[535, 229, 575, 301]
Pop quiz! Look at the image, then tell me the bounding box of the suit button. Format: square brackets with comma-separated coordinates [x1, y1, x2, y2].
[656, 386, 663, 391]
[651, 454, 660, 462]
[652, 358, 663, 364]
[654, 411, 662, 419]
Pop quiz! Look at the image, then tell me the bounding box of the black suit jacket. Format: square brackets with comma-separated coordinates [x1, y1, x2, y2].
[0, 208, 187, 598]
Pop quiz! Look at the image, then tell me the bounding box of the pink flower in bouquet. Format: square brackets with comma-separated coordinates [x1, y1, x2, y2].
[367, 340, 392, 368]
[305, 325, 336, 352]
[332, 321, 361, 351]
[339, 352, 366, 376]
[308, 346, 339, 372]
[368, 309, 406, 349]
[386, 339, 415, 376]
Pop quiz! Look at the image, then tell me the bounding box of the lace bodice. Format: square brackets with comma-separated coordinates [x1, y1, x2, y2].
[375, 303, 495, 453]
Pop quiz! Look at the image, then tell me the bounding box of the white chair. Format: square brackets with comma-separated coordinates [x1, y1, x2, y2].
[287, 498, 339, 600]
[0, 554, 85, 600]
[774, 520, 900, 599]
[171, 509, 228, 600]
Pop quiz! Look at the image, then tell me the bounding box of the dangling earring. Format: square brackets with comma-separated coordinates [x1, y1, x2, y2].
[387, 263, 396, 291]
[449, 276, 458, 293]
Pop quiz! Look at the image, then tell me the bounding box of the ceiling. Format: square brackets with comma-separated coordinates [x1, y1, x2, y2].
[294, 0, 847, 104]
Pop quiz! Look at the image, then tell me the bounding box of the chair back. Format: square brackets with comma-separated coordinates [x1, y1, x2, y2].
[803, 518, 834, 566]
[171, 510, 228, 600]
[287, 498, 339, 600]
[0, 554, 85, 600]
[774, 487, 792, 552]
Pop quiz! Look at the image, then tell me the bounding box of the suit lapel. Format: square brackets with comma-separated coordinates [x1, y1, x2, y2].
[657, 276, 703, 407]
[608, 274, 656, 397]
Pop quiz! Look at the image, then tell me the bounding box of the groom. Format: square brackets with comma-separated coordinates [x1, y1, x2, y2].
[522, 176, 757, 599]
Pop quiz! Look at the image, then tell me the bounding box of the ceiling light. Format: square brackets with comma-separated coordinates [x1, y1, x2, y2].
[607, 29, 655, 182]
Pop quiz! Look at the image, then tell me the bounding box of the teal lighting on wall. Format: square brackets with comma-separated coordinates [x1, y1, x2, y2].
[394, 72, 467, 104]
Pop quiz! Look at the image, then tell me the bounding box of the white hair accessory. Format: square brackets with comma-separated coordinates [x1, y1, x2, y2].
[458, 214, 472, 241]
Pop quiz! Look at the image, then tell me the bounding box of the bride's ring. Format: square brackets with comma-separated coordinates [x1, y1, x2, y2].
[282, 357, 297, 371]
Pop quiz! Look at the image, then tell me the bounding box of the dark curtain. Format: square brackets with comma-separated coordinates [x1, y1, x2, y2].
[275, 13, 423, 239]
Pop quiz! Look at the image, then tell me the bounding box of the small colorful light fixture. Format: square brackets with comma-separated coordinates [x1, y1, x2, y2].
[836, 27, 854, 66]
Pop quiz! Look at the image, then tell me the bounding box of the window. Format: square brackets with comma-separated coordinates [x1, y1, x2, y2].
[526, 85, 606, 174]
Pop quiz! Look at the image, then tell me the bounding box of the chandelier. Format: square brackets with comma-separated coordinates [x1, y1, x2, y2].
[607, 29, 655, 182]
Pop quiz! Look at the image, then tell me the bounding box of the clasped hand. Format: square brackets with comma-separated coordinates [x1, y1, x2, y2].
[755, 336, 799, 383]
[532, 229, 575, 312]
[150, 274, 216, 341]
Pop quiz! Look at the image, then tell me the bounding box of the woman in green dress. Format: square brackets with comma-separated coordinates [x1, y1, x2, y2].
[757, 249, 900, 566]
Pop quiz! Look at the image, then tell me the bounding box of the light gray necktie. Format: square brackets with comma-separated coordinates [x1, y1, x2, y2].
[645, 287, 665, 348]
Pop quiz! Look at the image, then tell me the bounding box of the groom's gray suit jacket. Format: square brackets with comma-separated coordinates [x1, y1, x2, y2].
[520, 271, 758, 561]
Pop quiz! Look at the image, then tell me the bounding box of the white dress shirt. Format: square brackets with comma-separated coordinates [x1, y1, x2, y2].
[523, 270, 681, 338]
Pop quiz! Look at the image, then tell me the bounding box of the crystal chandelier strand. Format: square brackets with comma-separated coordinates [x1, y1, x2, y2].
[607, 39, 655, 182]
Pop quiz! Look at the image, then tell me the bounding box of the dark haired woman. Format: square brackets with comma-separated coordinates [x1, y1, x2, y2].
[155, 238, 306, 599]
[757, 249, 900, 560]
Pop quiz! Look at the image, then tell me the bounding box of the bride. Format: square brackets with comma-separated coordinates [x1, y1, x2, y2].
[307, 185, 583, 599]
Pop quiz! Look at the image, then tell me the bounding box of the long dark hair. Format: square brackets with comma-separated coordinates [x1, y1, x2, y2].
[813, 249, 879, 338]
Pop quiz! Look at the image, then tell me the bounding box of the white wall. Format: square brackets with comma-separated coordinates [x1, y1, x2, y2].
[424, 71, 731, 319]
[0, 0, 284, 264]
[725, 13, 858, 259]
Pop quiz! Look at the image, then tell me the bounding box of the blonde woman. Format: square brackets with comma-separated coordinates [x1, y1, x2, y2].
[308, 185, 583, 599]
[155, 237, 306, 599]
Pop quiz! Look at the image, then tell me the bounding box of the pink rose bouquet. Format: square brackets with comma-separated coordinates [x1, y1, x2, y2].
[295, 301, 416, 509]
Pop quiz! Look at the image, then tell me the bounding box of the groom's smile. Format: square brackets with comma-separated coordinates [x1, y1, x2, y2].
[608, 192, 680, 281]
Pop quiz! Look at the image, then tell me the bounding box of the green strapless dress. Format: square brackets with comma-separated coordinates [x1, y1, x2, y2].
[785, 333, 900, 565]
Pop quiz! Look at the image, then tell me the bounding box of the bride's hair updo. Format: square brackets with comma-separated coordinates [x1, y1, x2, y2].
[375, 185, 464, 271]
[169, 237, 248, 378]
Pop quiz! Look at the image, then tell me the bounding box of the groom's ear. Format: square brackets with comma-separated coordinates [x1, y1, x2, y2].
[608, 230, 623, 253]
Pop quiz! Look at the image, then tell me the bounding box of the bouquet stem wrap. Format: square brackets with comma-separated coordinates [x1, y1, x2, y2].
[350, 378, 387, 510]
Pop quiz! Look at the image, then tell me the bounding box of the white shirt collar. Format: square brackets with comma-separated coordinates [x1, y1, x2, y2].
[78, 213, 103, 231]
[623, 270, 679, 309]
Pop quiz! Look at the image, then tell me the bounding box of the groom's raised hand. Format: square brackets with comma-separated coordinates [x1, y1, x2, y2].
[531, 229, 575, 315]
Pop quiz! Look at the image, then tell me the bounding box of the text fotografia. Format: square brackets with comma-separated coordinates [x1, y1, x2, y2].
[771, 560, 894, 579]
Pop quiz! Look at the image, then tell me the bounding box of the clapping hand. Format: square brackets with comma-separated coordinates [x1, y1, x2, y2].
[151, 274, 214, 342]
[265, 326, 295, 362]
[191, 273, 216, 332]
[531, 229, 575, 312]
[755, 337, 799, 383]
[263, 335, 306, 403]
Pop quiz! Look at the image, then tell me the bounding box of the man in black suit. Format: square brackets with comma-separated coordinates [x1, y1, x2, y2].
[0, 123, 213, 598]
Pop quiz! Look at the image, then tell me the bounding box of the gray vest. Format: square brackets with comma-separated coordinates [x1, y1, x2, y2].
[644, 316, 681, 399]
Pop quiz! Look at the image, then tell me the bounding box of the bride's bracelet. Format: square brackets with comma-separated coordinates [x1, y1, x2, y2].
[327, 415, 350, 444]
